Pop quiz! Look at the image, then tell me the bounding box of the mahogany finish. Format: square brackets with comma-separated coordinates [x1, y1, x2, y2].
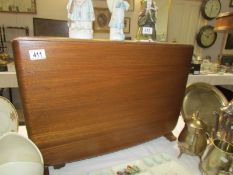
[215, 12, 233, 31]
[12, 37, 193, 166]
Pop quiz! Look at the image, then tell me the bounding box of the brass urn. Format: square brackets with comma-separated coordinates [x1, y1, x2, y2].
[178, 111, 208, 156]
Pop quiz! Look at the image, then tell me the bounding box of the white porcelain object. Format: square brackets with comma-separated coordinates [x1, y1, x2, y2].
[160, 153, 172, 161]
[0, 133, 44, 175]
[0, 162, 43, 175]
[143, 157, 155, 167]
[152, 155, 165, 164]
[0, 96, 18, 136]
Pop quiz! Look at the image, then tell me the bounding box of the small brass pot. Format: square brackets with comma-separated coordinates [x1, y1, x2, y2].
[178, 112, 208, 156]
[200, 139, 233, 175]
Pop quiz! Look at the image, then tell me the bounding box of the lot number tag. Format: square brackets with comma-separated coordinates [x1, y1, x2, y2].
[142, 27, 153, 35]
[29, 49, 46, 60]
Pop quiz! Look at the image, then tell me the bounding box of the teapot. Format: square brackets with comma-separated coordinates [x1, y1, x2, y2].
[214, 100, 233, 143]
[200, 138, 233, 175]
[178, 111, 208, 157]
[200, 100, 233, 175]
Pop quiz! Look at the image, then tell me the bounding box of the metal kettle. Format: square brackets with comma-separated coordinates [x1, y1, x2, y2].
[200, 138, 233, 175]
[178, 111, 208, 156]
[214, 100, 233, 143]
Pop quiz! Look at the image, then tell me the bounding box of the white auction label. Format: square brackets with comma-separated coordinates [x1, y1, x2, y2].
[142, 27, 153, 35]
[29, 49, 46, 60]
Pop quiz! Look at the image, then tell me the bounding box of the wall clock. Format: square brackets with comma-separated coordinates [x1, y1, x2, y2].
[201, 0, 221, 20]
[196, 25, 217, 48]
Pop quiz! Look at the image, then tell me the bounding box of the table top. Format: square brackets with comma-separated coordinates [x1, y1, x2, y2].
[0, 63, 17, 88]
[187, 73, 233, 86]
[0, 71, 17, 88]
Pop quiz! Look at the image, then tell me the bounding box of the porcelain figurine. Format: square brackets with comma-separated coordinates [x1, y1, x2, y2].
[67, 0, 95, 39]
[136, 0, 158, 41]
[107, 0, 129, 41]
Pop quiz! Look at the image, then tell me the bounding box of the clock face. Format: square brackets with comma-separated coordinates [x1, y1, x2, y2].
[196, 25, 217, 48]
[201, 0, 221, 20]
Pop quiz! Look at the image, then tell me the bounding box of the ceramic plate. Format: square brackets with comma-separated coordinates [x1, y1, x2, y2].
[142, 153, 172, 168]
[0, 96, 18, 136]
[181, 83, 228, 134]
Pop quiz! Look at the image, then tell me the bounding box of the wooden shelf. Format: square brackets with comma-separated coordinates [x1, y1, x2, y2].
[214, 12, 233, 31]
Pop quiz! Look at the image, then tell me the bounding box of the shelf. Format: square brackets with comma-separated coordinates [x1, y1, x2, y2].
[214, 12, 233, 31]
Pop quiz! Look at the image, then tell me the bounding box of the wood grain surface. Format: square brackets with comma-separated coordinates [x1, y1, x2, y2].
[215, 12, 233, 31]
[12, 37, 193, 166]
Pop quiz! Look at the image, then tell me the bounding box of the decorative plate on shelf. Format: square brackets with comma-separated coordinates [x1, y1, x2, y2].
[0, 96, 18, 136]
[181, 83, 228, 134]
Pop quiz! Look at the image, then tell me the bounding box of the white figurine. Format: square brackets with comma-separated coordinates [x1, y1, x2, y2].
[67, 0, 95, 39]
[107, 0, 129, 41]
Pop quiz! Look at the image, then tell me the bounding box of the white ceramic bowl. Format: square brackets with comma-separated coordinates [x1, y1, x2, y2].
[0, 132, 44, 175]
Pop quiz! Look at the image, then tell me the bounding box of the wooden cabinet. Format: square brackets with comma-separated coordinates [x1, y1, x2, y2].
[13, 38, 193, 166]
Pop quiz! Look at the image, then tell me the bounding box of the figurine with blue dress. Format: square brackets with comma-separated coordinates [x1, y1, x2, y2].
[67, 0, 95, 39]
[107, 0, 129, 40]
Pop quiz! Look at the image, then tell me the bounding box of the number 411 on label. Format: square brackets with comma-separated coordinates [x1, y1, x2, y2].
[142, 27, 153, 35]
[29, 49, 46, 60]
